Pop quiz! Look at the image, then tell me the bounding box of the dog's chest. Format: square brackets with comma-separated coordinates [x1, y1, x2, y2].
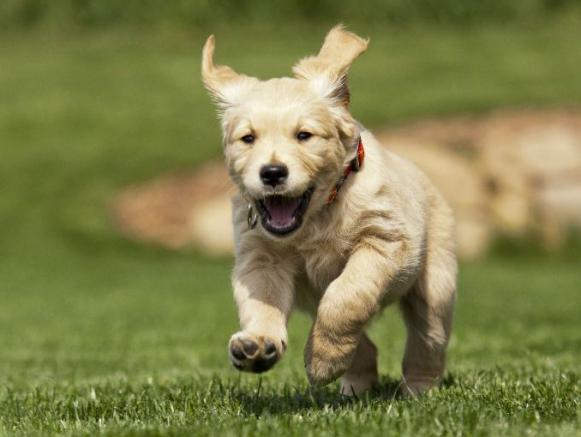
[298, 240, 349, 291]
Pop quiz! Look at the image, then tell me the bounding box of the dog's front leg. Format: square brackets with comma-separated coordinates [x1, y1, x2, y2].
[305, 243, 404, 386]
[229, 255, 295, 373]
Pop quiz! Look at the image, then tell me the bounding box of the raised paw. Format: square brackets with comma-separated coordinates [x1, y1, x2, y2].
[229, 332, 286, 373]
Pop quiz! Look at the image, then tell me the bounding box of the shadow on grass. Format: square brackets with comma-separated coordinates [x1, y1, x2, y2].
[234, 373, 459, 416]
[233, 375, 439, 416]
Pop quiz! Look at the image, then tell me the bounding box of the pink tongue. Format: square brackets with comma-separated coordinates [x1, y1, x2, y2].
[264, 196, 301, 227]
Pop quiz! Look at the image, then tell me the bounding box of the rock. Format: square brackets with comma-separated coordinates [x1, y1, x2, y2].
[112, 162, 234, 251]
[478, 111, 581, 245]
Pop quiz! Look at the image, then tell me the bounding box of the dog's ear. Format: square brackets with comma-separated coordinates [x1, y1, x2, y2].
[201, 35, 258, 110]
[293, 25, 368, 107]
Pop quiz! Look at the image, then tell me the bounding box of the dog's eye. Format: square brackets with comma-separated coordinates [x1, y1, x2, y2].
[296, 131, 313, 142]
[240, 134, 255, 144]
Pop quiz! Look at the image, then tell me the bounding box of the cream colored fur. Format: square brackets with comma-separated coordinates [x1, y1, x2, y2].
[201, 25, 457, 396]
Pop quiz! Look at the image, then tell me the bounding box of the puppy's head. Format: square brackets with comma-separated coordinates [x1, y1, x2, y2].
[201, 25, 368, 238]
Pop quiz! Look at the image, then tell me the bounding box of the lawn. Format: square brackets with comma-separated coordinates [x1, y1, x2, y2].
[0, 22, 580, 436]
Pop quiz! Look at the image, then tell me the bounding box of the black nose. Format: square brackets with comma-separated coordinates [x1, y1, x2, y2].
[260, 164, 288, 187]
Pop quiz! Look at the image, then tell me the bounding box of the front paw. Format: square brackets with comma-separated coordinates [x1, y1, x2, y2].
[304, 324, 359, 386]
[229, 332, 286, 373]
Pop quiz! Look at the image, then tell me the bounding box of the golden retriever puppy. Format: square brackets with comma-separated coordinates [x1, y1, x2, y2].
[201, 25, 457, 396]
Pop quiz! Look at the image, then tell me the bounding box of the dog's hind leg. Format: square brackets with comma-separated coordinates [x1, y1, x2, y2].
[340, 332, 378, 396]
[399, 245, 457, 397]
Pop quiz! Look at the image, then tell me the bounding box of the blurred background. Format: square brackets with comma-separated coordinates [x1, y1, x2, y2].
[0, 0, 580, 432]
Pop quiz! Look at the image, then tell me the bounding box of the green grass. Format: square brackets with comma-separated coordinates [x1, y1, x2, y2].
[2, 0, 580, 30]
[0, 255, 579, 435]
[0, 23, 580, 435]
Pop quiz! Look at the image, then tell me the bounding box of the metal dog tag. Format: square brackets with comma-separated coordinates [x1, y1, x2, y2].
[247, 203, 258, 229]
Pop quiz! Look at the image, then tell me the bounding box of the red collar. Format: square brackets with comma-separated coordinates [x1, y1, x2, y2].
[326, 137, 365, 204]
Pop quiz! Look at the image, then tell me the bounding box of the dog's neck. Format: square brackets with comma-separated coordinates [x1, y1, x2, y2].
[326, 135, 365, 204]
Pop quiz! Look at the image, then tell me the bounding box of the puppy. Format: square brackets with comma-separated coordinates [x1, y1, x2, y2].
[201, 25, 457, 396]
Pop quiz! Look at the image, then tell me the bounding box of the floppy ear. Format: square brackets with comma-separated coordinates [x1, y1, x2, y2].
[292, 25, 368, 107]
[201, 35, 258, 110]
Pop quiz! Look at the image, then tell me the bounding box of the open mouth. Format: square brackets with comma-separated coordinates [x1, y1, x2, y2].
[254, 188, 314, 236]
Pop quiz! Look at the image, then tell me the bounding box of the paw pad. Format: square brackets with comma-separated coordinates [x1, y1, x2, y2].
[229, 334, 283, 373]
